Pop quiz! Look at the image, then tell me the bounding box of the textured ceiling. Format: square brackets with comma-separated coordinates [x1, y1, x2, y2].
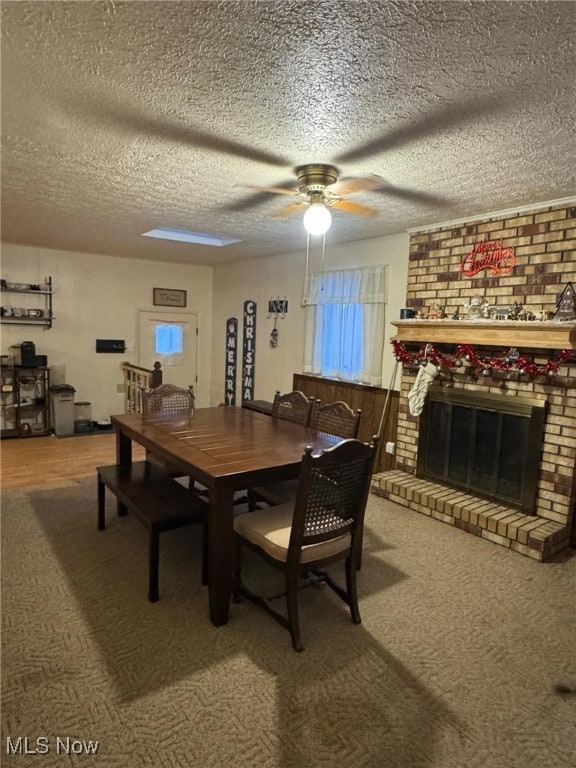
[1, 0, 576, 266]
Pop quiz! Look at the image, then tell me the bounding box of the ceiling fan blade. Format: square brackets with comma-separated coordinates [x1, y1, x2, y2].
[271, 201, 308, 219]
[330, 176, 386, 196]
[222, 192, 276, 212]
[64, 95, 290, 167]
[331, 199, 379, 217]
[246, 184, 300, 197]
[370, 180, 451, 206]
[335, 95, 507, 163]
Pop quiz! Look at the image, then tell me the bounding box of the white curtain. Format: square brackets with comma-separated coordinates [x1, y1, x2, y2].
[302, 265, 387, 386]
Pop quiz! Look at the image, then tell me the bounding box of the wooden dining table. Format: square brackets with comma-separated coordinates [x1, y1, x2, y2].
[110, 406, 341, 626]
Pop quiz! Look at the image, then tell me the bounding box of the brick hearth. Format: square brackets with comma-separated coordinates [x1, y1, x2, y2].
[372, 471, 569, 561]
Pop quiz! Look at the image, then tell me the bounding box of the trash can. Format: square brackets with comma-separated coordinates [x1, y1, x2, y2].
[50, 385, 76, 436]
[74, 401, 94, 434]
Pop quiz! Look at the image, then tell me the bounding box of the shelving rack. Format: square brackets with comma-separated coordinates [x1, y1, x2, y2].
[0, 276, 53, 329]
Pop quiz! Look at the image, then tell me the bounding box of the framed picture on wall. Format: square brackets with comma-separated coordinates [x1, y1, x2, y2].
[153, 288, 187, 308]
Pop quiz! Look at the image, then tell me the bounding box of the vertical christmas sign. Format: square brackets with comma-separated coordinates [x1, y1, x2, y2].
[242, 300, 256, 402]
[224, 317, 238, 405]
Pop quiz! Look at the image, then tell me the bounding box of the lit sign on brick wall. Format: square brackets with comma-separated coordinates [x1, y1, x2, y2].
[461, 239, 516, 277]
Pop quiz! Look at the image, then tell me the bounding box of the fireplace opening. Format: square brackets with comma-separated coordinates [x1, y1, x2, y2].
[417, 387, 547, 513]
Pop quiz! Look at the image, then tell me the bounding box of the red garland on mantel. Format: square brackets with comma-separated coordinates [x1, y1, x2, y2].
[392, 340, 576, 377]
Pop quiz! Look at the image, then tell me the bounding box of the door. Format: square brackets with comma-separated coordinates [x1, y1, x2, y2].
[138, 311, 198, 391]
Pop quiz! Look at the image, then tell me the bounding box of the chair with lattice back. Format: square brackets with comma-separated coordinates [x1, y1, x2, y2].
[233, 437, 378, 651]
[271, 389, 315, 425]
[141, 383, 195, 417]
[248, 399, 362, 510]
[310, 400, 362, 438]
[141, 383, 197, 487]
[246, 390, 315, 511]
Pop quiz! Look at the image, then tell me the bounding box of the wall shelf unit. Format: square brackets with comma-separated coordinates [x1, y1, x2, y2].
[0, 276, 53, 328]
[0, 366, 51, 438]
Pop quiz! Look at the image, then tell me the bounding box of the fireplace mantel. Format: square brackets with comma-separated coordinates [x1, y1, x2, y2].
[392, 320, 576, 350]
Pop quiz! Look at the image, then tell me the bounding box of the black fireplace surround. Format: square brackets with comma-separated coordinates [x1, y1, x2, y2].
[417, 387, 547, 514]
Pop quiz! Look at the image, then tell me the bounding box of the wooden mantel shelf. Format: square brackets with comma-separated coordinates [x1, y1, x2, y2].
[392, 320, 576, 350]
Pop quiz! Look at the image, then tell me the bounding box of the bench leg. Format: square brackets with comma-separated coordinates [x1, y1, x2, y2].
[148, 530, 160, 602]
[97, 476, 106, 531]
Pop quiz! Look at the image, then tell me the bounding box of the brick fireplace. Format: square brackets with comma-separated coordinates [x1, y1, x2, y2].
[372, 201, 576, 561]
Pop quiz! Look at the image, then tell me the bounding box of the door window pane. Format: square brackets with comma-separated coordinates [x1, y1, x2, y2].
[155, 324, 183, 355]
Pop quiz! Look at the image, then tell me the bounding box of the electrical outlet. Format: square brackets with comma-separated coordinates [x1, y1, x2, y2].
[385, 441, 395, 454]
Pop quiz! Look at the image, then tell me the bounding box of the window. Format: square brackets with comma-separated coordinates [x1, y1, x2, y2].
[150, 321, 188, 366]
[320, 302, 364, 380]
[302, 266, 387, 386]
[155, 324, 183, 355]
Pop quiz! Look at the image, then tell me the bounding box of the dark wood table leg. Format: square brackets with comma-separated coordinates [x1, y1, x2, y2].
[208, 483, 235, 626]
[116, 426, 132, 464]
[115, 427, 131, 517]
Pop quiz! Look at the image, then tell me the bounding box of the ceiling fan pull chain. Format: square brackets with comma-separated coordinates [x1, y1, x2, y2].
[305, 232, 310, 279]
[321, 232, 326, 292]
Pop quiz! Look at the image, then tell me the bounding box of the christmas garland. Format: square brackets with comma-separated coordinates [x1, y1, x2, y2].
[392, 340, 576, 377]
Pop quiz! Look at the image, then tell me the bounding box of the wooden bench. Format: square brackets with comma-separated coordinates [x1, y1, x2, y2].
[96, 461, 208, 602]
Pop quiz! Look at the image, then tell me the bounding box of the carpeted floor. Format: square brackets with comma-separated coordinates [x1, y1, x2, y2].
[1, 478, 575, 767]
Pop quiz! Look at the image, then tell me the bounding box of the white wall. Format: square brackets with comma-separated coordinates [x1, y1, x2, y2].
[1, 233, 410, 421]
[1, 245, 214, 418]
[210, 233, 409, 404]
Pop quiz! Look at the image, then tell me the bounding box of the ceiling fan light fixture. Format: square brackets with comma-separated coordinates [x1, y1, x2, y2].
[303, 202, 332, 236]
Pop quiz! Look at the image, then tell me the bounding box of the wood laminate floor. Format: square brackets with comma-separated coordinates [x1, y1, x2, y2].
[0, 433, 146, 490]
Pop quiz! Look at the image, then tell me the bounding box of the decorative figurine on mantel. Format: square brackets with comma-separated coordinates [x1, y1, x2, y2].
[465, 295, 490, 319]
[427, 302, 446, 320]
[553, 282, 576, 321]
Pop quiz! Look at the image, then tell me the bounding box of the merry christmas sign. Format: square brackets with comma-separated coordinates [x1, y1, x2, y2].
[461, 239, 517, 277]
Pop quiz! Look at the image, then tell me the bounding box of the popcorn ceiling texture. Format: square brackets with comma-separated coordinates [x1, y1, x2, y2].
[373, 203, 576, 560]
[1, 1, 576, 265]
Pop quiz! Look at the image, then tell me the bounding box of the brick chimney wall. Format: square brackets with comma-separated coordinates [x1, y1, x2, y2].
[373, 201, 576, 561]
[406, 203, 576, 317]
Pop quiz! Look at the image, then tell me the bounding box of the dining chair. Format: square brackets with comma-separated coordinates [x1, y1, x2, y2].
[310, 399, 362, 438]
[233, 437, 378, 651]
[141, 383, 196, 483]
[141, 382, 195, 417]
[271, 389, 315, 425]
[246, 390, 315, 511]
[248, 399, 362, 509]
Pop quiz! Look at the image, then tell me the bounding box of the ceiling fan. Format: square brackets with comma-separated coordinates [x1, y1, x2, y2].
[246, 163, 390, 235]
[235, 163, 452, 235]
[64, 93, 478, 227]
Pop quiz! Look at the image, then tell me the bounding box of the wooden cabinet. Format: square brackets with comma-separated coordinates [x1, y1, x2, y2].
[0, 276, 53, 328]
[0, 366, 51, 438]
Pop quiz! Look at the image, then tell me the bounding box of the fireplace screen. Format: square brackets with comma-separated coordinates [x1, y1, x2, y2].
[417, 388, 547, 513]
